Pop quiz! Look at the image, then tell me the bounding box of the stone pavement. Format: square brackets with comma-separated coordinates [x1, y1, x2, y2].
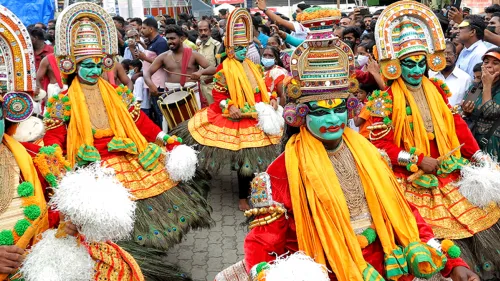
[166, 168, 248, 281]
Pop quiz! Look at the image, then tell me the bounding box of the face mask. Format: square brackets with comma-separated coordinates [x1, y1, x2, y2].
[487, 25, 497, 34]
[129, 69, 135, 76]
[261, 57, 275, 68]
[292, 12, 297, 21]
[357, 55, 369, 67]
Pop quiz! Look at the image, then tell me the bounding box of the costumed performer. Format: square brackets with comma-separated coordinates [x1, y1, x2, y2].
[367, 2, 500, 278]
[0, 6, 50, 280]
[243, 10, 479, 281]
[41, 3, 213, 280]
[171, 8, 284, 211]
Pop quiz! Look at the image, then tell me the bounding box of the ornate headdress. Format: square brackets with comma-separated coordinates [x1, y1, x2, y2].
[0, 5, 36, 122]
[283, 7, 358, 127]
[224, 8, 253, 59]
[55, 2, 118, 75]
[374, 1, 447, 80]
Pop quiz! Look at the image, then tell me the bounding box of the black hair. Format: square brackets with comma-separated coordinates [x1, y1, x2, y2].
[143, 18, 158, 30]
[473, 62, 483, 73]
[165, 18, 176, 25]
[130, 59, 143, 71]
[259, 25, 271, 36]
[446, 41, 456, 54]
[342, 26, 361, 40]
[130, 17, 142, 26]
[361, 32, 374, 41]
[219, 9, 228, 16]
[466, 15, 487, 40]
[112, 16, 125, 26]
[297, 3, 311, 11]
[363, 14, 372, 19]
[252, 16, 261, 29]
[28, 27, 45, 40]
[357, 40, 375, 54]
[486, 46, 500, 54]
[354, 20, 366, 31]
[373, 9, 383, 15]
[121, 59, 131, 70]
[263, 46, 284, 68]
[359, 83, 378, 95]
[165, 24, 185, 37]
[48, 19, 56, 24]
[35, 22, 46, 29]
[492, 12, 500, 19]
[485, 4, 500, 14]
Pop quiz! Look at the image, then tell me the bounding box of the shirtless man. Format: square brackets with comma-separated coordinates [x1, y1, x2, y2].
[102, 62, 134, 91]
[144, 24, 216, 97]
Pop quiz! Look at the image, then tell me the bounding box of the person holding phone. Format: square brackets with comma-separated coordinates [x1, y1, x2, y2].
[461, 49, 500, 157]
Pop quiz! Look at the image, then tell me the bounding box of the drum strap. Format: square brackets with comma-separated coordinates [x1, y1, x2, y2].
[180, 47, 193, 87]
[47, 53, 64, 89]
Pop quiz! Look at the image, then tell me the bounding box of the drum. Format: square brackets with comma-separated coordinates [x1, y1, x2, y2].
[158, 86, 199, 129]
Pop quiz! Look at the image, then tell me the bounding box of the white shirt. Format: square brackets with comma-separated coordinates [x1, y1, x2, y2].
[429, 66, 472, 106]
[291, 21, 309, 41]
[133, 77, 150, 109]
[124, 44, 145, 60]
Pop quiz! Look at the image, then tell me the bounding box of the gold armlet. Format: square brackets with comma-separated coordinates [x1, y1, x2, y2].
[43, 118, 64, 130]
[368, 122, 392, 141]
[245, 206, 287, 230]
[130, 102, 141, 122]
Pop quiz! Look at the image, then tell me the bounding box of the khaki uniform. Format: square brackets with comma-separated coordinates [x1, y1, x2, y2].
[198, 37, 221, 105]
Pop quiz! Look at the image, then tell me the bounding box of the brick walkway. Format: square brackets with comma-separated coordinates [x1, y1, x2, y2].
[166, 169, 248, 281]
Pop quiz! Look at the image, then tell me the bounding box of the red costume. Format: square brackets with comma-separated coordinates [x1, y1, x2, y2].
[244, 153, 468, 280]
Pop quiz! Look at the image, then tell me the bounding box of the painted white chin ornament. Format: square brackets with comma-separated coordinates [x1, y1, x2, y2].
[11, 116, 45, 143]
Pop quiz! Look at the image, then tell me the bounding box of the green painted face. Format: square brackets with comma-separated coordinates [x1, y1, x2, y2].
[305, 99, 348, 142]
[235, 46, 247, 62]
[77, 57, 103, 84]
[400, 55, 427, 87]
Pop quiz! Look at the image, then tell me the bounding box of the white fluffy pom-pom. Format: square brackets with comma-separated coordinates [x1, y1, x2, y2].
[456, 161, 500, 208]
[265, 252, 330, 281]
[255, 102, 284, 136]
[21, 229, 94, 281]
[166, 144, 198, 182]
[52, 162, 136, 242]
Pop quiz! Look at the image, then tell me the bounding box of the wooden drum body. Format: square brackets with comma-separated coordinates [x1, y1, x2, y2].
[158, 87, 199, 129]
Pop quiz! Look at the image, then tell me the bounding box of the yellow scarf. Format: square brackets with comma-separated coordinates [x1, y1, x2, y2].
[2, 134, 49, 248]
[391, 77, 461, 157]
[222, 58, 270, 108]
[67, 78, 149, 167]
[286, 127, 421, 280]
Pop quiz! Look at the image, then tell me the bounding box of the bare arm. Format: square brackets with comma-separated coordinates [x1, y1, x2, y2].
[36, 57, 49, 94]
[256, 0, 295, 31]
[115, 63, 134, 91]
[194, 52, 216, 76]
[485, 30, 500, 46]
[138, 51, 156, 64]
[143, 53, 167, 95]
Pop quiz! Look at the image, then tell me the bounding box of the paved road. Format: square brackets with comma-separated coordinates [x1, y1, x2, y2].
[166, 169, 248, 281]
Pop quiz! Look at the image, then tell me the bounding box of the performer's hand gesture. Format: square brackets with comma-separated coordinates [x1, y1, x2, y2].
[0, 245, 24, 274]
[419, 156, 439, 174]
[450, 266, 480, 281]
[228, 105, 242, 119]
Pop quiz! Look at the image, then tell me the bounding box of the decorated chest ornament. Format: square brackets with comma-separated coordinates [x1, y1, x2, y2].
[55, 2, 118, 75]
[244, 172, 286, 230]
[223, 8, 253, 59]
[373, 1, 447, 80]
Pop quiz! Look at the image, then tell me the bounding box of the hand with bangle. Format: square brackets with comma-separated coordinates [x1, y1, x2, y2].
[397, 148, 424, 173]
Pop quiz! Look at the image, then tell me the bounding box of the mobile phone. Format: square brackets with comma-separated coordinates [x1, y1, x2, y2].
[452, 0, 462, 9]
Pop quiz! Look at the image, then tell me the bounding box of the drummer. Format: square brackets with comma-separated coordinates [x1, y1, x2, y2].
[145, 24, 216, 116]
